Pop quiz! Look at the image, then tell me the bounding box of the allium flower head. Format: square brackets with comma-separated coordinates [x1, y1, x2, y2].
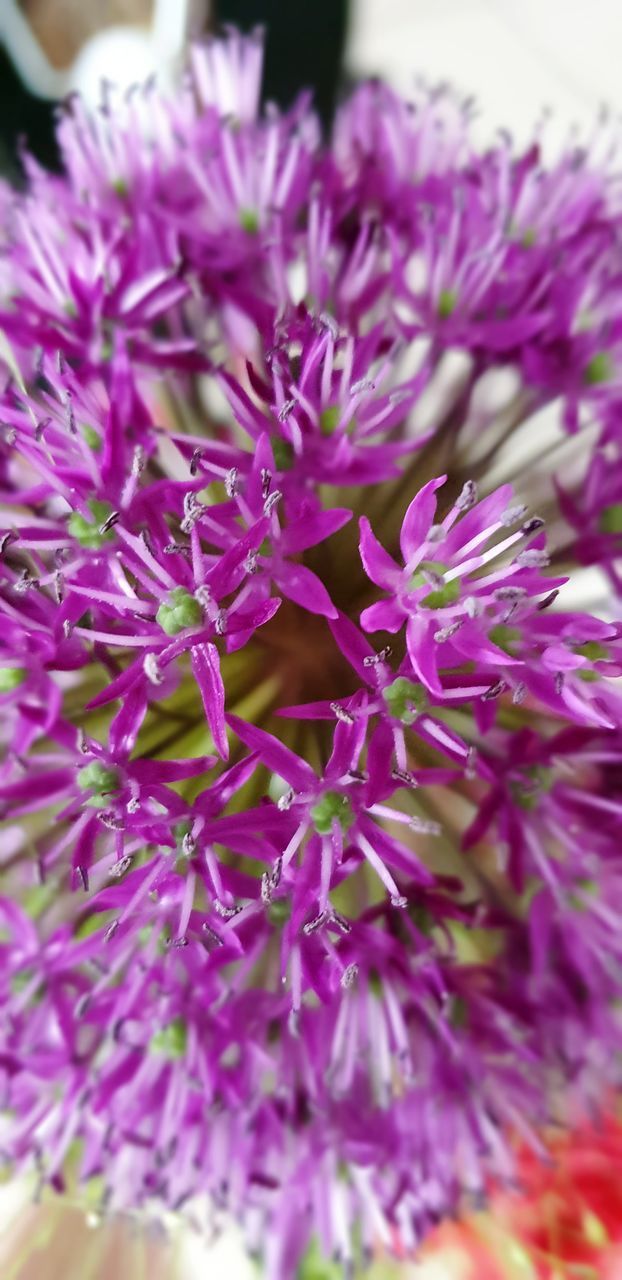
[1, 31, 622, 1279]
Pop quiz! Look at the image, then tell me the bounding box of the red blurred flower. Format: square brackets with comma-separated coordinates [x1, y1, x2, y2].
[409, 1114, 622, 1280]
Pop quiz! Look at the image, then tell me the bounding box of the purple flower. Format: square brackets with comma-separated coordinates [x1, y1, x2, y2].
[1, 28, 622, 1280]
[359, 477, 621, 725]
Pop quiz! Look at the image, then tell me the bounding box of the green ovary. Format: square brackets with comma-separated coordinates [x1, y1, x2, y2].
[67, 499, 114, 549]
[382, 676, 428, 724]
[574, 641, 608, 661]
[310, 791, 354, 836]
[270, 435, 295, 470]
[584, 351, 612, 385]
[77, 761, 120, 804]
[410, 560, 460, 609]
[150, 1017, 187, 1059]
[156, 588, 203, 636]
[488, 624, 521, 654]
[81, 424, 102, 451]
[0, 667, 26, 692]
[599, 503, 622, 534]
[510, 765, 554, 811]
[319, 405, 342, 436]
[239, 207, 259, 234]
[437, 288, 457, 318]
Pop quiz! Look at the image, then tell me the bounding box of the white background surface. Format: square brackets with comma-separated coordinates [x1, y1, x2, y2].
[349, 0, 622, 145]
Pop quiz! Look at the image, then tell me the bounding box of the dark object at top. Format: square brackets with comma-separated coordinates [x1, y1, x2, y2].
[0, 0, 349, 180]
[216, 0, 350, 129]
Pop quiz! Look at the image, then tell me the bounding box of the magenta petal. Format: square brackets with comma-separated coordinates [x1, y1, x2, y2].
[326, 714, 366, 779]
[231, 597, 281, 632]
[87, 661, 143, 710]
[207, 518, 269, 597]
[281, 507, 352, 554]
[277, 700, 339, 719]
[329, 612, 376, 680]
[226, 715, 317, 790]
[462, 788, 501, 849]
[0, 768, 73, 806]
[406, 614, 442, 695]
[364, 720, 395, 801]
[399, 476, 445, 563]
[360, 600, 403, 633]
[359, 517, 401, 588]
[529, 891, 554, 978]
[191, 644, 229, 759]
[109, 684, 147, 758]
[202, 755, 259, 810]
[272, 562, 337, 618]
[441, 483, 514, 558]
[450, 626, 520, 667]
[130, 756, 216, 783]
[71, 813, 100, 883]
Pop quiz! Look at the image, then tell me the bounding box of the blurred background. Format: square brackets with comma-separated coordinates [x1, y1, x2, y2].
[2, 2, 622, 1278]
[3, 0, 622, 178]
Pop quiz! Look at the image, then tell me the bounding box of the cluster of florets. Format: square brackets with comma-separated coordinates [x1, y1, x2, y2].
[1, 31, 622, 1280]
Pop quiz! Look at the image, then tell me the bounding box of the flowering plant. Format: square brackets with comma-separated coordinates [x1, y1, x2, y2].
[1, 30, 622, 1279]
